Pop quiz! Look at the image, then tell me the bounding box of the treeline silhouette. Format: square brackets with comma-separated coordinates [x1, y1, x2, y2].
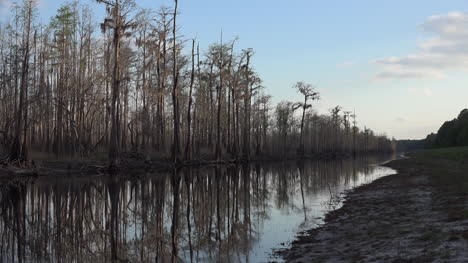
[423, 109, 468, 148]
[395, 139, 427, 153]
[397, 109, 468, 152]
[0, 0, 393, 167]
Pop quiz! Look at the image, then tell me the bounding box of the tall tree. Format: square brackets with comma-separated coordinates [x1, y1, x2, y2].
[97, 0, 136, 169]
[293, 81, 319, 157]
[171, 0, 181, 163]
[242, 49, 253, 161]
[9, 0, 35, 161]
[185, 39, 196, 160]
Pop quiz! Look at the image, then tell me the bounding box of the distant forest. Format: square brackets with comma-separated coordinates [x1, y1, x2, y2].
[426, 109, 468, 148]
[397, 109, 468, 152]
[0, 0, 393, 167]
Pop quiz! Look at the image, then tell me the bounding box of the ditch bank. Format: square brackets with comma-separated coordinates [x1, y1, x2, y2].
[276, 156, 468, 263]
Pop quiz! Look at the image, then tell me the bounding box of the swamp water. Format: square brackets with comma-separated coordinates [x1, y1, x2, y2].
[0, 155, 396, 262]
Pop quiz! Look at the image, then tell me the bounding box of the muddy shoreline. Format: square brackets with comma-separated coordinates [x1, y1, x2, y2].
[276, 157, 468, 263]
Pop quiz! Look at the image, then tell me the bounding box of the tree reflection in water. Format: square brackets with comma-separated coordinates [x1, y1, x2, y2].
[0, 155, 394, 262]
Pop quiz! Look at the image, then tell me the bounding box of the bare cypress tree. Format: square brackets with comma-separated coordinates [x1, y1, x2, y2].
[171, 0, 181, 164]
[10, 0, 35, 161]
[352, 109, 358, 155]
[215, 32, 224, 160]
[330, 105, 342, 152]
[97, 0, 136, 169]
[242, 49, 253, 161]
[292, 81, 319, 157]
[185, 39, 195, 160]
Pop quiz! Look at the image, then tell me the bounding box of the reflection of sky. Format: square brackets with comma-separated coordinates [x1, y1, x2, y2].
[247, 161, 396, 263]
[172, 156, 396, 262]
[2, 156, 397, 263]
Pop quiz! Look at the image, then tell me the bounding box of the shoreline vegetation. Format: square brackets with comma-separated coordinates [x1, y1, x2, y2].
[277, 147, 468, 263]
[396, 109, 468, 154]
[0, 150, 387, 177]
[0, 0, 393, 173]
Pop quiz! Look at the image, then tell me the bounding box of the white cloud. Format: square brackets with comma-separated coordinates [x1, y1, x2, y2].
[374, 11, 468, 80]
[422, 12, 468, 38]
[375, 68, 446, 80]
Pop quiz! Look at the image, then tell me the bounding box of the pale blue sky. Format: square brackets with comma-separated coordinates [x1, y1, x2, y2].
[2, 0, 468, 139]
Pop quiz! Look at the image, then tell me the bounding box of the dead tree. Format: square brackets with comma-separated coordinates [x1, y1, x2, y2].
[97, 0, 136, 169]
[293, 81, 319, 157]
[185, 39, 195, 160]
[171, 0, 181, 164]
[10, 0, 34, 161]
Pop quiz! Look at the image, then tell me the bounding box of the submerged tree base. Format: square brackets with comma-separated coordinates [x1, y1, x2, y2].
[0, 158, 40, 176]
[0, 150, 391, 177]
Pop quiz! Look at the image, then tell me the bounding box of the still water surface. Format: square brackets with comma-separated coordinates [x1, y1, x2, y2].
[0, 155, 395, 262]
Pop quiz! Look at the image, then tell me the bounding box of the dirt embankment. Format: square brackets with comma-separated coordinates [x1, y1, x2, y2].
[277, 158, 468, 263]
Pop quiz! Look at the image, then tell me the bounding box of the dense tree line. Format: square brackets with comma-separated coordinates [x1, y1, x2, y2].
[395, 109, 468, 152]
[395, 139, 427, 153]
[0, 0, 394, 167]
[424, 109, 468, 148]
